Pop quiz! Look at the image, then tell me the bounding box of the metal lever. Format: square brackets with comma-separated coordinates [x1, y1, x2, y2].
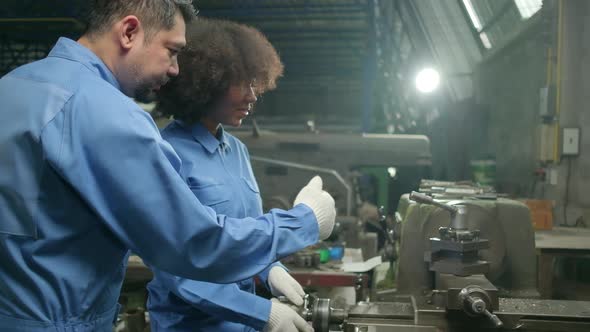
[410, 191, 471, 230]
[483, 309, 504, 328]
[409, 191, 458, 214]
[465, 295, 504, 328]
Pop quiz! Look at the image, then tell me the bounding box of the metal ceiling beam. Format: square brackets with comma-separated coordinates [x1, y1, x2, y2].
[200, 2, 367, 10]
[278, 54, 365, 62]
[284, 70, 363, 77]
[273, 40, 366, 48]
[283, 62, 363, 68]
[275, 48, 365, 54]
[277, 85, 362, 90]
[202, 0, 366, 7]
[268, 34, 366, 42]
[264, 28, 366, 34]
[283, 58, 363, 65]
[456, 0, 487, 52]
[277, 83, 363, 89]
[238, 15, 367, 22]
[281, 54, 364, 61]
[201, 6, 367, 18]
[479, 0, 514, 33]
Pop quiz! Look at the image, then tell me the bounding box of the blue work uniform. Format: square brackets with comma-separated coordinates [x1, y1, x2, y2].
[148, 122, 283, 331]
[0, 37, 318, 332]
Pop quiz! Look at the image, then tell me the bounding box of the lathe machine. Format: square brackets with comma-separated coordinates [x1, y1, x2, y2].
[294, 191, 590, 332]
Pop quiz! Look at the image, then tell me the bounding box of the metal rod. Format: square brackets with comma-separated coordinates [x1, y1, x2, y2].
[250, 156, 353, 216]
[409, 191, 458, 214]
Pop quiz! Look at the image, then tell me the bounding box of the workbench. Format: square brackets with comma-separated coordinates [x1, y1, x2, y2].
[126, 256, 369, 301]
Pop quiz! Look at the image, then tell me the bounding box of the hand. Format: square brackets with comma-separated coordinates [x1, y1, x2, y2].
[293, 176, 336, 240]
[268, 266, 305, 306]
[263, 298, 313, 332]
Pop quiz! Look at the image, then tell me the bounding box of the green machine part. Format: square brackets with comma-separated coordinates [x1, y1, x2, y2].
[358, 166, 392, 213]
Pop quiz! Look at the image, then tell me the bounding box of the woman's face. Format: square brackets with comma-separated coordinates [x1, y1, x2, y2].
[203, 81, 257, 131]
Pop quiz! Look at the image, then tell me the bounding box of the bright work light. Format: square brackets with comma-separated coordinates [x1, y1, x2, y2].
[415, 68, 440, 93]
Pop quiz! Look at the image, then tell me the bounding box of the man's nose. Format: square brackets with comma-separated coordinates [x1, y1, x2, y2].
[168, 60, 179, 77]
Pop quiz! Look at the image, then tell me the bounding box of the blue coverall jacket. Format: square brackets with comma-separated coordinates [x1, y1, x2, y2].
[148, 122, 282, 332]
[0, 37, 318, 331]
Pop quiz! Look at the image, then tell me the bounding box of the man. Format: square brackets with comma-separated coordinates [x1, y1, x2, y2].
[0, 1, 335, 331]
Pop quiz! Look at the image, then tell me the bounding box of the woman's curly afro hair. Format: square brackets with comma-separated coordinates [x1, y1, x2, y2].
[156, 18, 284, 124]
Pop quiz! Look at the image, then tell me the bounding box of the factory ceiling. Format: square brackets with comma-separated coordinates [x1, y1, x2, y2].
[0, 0, 545, 132]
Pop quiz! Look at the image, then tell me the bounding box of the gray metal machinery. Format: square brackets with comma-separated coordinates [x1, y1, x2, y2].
[395, 191, 538, 299]
[231, 129, 432, 216]
[231, 129, 431, 259]
[293, 192, 590, 331]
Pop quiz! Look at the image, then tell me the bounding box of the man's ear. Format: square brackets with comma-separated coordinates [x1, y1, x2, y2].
[117, 15, 142, 50]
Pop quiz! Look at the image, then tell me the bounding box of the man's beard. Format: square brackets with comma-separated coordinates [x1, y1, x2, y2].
[130, 64, 168, 103]
[134, 85, 157, 103]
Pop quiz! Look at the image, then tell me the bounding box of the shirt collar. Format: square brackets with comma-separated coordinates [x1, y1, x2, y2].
[187, 122, 231, 154]
[48, 37, 121, 91]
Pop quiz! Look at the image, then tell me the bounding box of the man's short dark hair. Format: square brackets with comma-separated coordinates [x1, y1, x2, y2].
[85, 0, 197, 40]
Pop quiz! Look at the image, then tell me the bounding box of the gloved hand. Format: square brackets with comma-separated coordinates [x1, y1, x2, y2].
[268, 266, 305, 306]
[263, 298, 313, 332]
[293, 176, 336, 240]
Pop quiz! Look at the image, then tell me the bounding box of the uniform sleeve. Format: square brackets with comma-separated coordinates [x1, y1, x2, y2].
[240, 136, 290, 286]
[240, 141, 289, 289]
[154, 270, 270, 330]
[40, 94, 319, 283]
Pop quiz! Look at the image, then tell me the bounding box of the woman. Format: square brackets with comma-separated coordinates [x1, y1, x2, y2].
[148, 18, 313, 332]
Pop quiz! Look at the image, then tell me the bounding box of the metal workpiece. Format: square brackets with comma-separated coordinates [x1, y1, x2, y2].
[311, 298, 347, 331]
[296, 294, 348, 332]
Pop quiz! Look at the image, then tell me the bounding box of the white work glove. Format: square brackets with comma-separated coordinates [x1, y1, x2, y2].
[268, 266, 305, 306]
[293, 176, 336, 240]
[263, 298, 313, 332]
